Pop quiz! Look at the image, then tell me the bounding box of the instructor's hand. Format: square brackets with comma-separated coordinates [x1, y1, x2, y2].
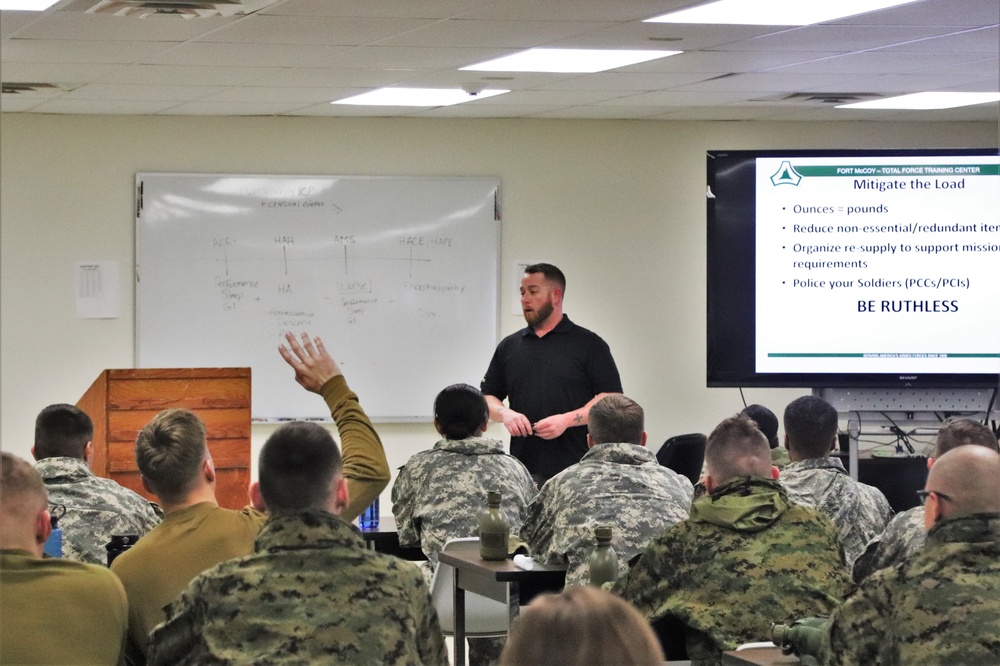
[501, 408, 533, 438]
[532, 414, 571, 440]
[278, 331, 342, 393]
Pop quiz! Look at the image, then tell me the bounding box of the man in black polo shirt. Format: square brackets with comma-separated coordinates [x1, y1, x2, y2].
[482, 263, 622, 485]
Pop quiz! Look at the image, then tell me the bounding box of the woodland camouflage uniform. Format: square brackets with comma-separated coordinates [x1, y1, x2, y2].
[520, 441, 693, 587]
[148, 510, 448, 666]
[825, 513, 1000, 665]
[852, 505, 925, 581]
[779, 456, 892, 569]
[35, 456, 161, 565]
[614, 477, 851, 666]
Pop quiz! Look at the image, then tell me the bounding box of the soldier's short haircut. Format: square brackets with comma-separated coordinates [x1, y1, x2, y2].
[934, 418, 999, 457]
[135, 409, 208, 504]
[1, 452, 49, 518]
[783, 395, 839, 459]
[927, 446, 1000, 517]
[705, 415, 772, 484]
[524, 263, 566, 292]
[34, 404, 94, 460]
[434, 384, 489, 440]
[588, 394, 643, 446]
[259, 421, 342, 514]
[740, 403, 779, 449]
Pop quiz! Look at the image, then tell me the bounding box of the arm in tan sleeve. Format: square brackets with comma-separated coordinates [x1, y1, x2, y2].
[320, 375, 391, 521]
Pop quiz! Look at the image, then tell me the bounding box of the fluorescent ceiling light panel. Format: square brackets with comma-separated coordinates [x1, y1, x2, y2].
[0, 0, 58, 8]
[837, 92, 1000, 110]
[645, 0, 921, 26]
[332, 88, 509, 107]
[462, 49, 680, 74]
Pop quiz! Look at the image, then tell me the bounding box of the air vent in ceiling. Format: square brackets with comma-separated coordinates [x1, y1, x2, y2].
[751, 92, 884, 105]
[61, 0, 280, 18]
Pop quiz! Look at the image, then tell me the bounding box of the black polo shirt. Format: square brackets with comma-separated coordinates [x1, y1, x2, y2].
[481, 315, 622, 482]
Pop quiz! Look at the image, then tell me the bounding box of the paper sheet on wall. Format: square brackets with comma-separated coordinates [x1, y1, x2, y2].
[75, 260, 120, 319]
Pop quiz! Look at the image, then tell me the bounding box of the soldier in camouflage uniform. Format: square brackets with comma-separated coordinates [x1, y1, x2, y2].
[148, 420, 447, 666]
[392, 383, 535, 666]
[779, 395, 891, 569]
[853, 417, 999, 581]
[32, 403, 160, 565]
[825, 445, 1000, 665]
[392, 383, 536, 578]
[613, 415, 851, 666]
[520, 394, 693, 587]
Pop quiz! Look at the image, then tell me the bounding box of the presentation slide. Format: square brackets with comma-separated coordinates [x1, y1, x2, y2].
[754, 154, 1000, 375]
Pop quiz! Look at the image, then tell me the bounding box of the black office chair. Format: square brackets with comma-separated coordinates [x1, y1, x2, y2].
[656, 433, 707, 485]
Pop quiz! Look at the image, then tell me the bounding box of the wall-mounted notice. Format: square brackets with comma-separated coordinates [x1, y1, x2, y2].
[755, 155, 999, 375]
[136, 174, 500, 420]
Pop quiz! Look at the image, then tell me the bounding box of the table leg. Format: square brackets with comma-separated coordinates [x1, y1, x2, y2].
[508, 580, 521, 630]
[454, 568, 466, 666]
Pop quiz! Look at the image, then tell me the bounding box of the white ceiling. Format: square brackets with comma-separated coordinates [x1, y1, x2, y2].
[1, 0, 998, 121]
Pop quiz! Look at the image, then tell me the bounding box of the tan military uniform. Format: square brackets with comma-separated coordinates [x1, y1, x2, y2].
[111, 374, 389, 658]
[148, 510, 448, 666]
[1, 549, 128, 665]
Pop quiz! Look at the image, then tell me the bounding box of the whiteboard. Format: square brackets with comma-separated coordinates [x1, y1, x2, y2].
[136, 173, 500, 421]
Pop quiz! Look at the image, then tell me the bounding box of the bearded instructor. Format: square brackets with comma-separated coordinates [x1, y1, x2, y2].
[482, 263, 622, 485]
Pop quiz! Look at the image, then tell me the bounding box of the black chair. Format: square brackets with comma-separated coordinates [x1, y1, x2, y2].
[656, 433, 707, 485]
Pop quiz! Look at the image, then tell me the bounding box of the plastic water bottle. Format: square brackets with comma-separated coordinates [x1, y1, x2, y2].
[359, 497, 380, 529]
[43, 517, 62, 558]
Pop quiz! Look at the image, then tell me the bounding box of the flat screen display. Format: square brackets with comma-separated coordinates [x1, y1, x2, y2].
[706, 148, 1000, 388]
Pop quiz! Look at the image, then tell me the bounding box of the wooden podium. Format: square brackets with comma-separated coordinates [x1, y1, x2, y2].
[77, 368, 252, 510]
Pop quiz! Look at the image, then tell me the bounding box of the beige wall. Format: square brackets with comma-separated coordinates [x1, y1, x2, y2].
[1, 114, 994, 503]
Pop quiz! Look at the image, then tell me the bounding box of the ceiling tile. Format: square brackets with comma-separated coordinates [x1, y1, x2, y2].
[62, 82, 220, 101]
[375, 18, 615, 49]
[140, 42, 345, 67]
[196, 15, 436, 46]
[259, 0, 493, 19]
[13, 12, 236, 41]
[3, 38, 179, 64]
[96, 64, 287, 86]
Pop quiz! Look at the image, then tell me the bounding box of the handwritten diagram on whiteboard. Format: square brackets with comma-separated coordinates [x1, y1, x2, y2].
[136, 174, 500, 421]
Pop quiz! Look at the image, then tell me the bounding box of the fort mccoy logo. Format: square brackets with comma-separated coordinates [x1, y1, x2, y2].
[770, 160, 804, 186]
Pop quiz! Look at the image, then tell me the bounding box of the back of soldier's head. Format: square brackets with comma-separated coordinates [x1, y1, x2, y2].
[588, 394, 644, 446]
[135, 408, 208, 504]
[740, 403, 779, 449]
[705, 415, 772, 484]
[934, 418, 999, 457]
[783, 395, 838, 459]
[0, 452, 49, 546]
[259, 421, 342, 515]
[34, 404, 93, 460]
[925, 445, 1000, 518]
[434, 384, 489, 440]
